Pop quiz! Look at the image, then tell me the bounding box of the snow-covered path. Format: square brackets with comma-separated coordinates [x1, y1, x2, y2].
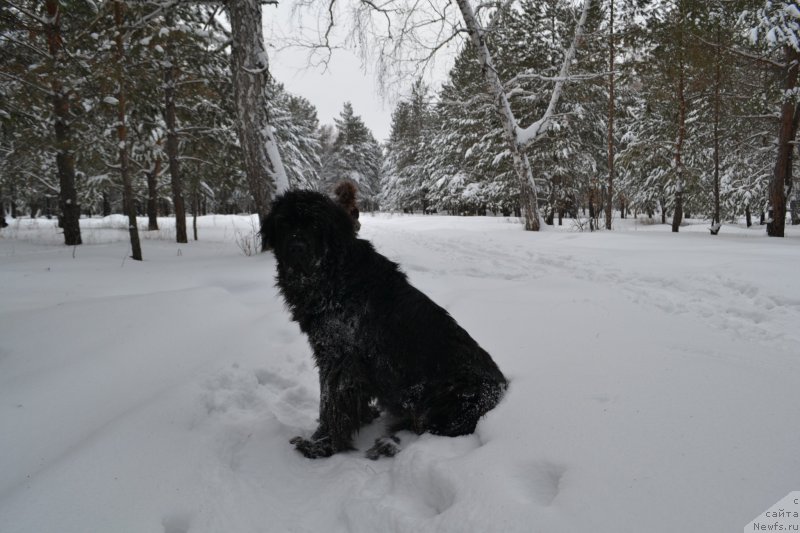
[1, 215, 798, 532]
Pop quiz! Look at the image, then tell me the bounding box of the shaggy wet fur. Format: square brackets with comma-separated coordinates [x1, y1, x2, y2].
[262, 190, 507, 459]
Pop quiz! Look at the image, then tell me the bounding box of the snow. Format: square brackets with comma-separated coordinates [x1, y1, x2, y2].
[1, 214, 799, 533]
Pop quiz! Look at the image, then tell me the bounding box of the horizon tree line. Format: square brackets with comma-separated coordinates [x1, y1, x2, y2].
[2, 0, 800, 245]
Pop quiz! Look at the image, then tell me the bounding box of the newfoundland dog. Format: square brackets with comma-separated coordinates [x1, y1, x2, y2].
[262, 190, 507, 459]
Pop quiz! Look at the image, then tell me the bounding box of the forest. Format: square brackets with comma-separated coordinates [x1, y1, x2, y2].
[2, 3, 800, 530]
[2, 0, 800, 249]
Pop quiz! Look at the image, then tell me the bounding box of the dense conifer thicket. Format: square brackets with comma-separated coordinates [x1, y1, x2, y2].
[2, 0, 799, 241]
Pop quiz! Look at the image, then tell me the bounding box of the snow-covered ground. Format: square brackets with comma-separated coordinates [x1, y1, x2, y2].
[1, 214, 798, 533]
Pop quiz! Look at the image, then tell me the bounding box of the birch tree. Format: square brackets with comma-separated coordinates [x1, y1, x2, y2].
[414, 2, 592, 219]
[290, 0, 590, 230]
[226, 0, 288, 249]
[141, 1, 289, 243]
[454, 0, 591, 230]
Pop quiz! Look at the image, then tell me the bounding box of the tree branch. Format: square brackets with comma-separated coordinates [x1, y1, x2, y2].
[0, 0, 48, 25]
[0, 71, 51, 95]
[0, 33, 51, 60]
[516, 0, 591, 149]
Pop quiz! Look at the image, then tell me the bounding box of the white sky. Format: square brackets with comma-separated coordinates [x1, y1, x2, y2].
[262, 1, 459, 144]
[263, 3, 394, 142]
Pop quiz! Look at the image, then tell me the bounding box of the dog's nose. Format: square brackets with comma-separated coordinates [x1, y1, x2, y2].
[288, 240, 307, 256]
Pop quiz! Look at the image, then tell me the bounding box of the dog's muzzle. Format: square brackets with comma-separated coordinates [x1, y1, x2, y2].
[284, 235, 313, 275]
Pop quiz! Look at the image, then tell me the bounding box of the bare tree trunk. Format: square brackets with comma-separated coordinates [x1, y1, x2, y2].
[605, 0, 614, 231]
[709, 19, 722, 235]
[226, 0, 289, 248]
[671, 23, 686, 234]
[0, 190, 6, 227]
[102, 192, 111, 217]
[192, 188, 199, 241]
[0, 188, 6, 228]
[147, 156, 160, 231]
[44, 0, 81, 246]
[711, 82, 721, 230]
[767, 44, 800, 238]
[114, 0, 142, 260]
[162, 28, 188, 244]
[672, 181, 684, 233]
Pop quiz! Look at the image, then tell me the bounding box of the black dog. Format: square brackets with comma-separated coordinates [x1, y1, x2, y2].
[262, 190, 507, 459]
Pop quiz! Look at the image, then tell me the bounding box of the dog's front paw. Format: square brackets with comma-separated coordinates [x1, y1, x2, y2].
[365, 435, 401, 460]
[290, 436, 334, 459]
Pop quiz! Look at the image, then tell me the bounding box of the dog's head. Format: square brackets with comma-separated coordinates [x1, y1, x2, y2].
[262, 190, 357, 275]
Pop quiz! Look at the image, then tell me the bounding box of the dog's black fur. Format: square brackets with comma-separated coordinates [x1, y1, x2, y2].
[263, 190, 507, 459]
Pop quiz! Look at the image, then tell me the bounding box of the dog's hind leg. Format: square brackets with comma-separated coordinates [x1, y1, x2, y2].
[423, 380, 506, 437]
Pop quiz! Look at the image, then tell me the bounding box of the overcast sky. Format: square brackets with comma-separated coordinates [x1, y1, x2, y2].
[263, 4, 394, 143]
[262, 2, 459, 144]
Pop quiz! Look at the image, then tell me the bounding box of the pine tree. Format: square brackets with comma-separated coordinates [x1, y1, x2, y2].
[425, 44, 502, 215]
[0, 1, 100, 242]
[326, 102, 382, 208]
[749, 0, 800, 236]
[382, 80, 434, 212]
[269, 82, 321, 189]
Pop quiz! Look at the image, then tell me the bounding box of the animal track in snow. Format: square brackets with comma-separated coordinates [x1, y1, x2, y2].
[560, 257, 800, 351]
[202, 368, 265, 416]
[202, 364, 317, 433]
[378, 232, 564, 282]
[162, 513, 192, 533]
[254, 368, 296, 390]
[364, 224, 800, 355]
[343, 436, 480, 531]
[523, 461, 567, 507]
